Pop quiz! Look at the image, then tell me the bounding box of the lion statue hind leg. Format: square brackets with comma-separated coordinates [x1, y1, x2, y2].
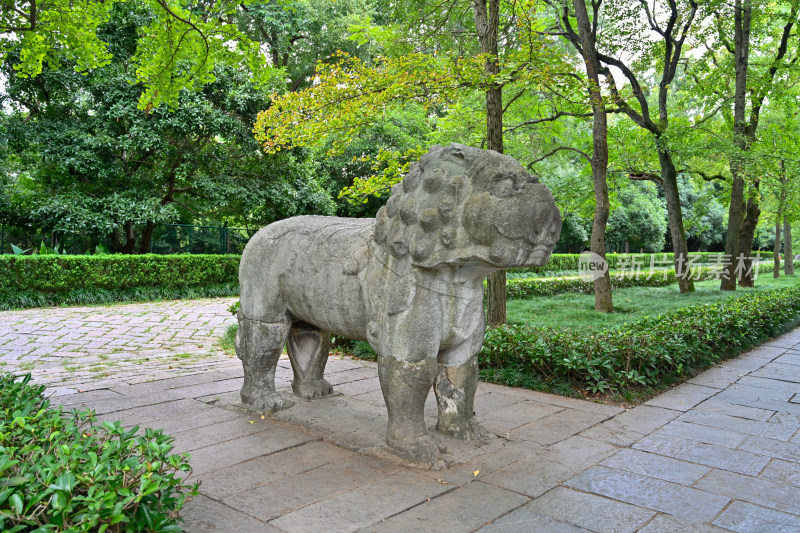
[286, 321, 334, 399]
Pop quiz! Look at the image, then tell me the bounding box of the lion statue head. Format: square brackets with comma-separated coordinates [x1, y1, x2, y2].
[372, 143, 562, 270]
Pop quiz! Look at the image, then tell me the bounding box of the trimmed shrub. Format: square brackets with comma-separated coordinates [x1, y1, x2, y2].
[0, 254, 239, 291]
[509, 251, 775, 276]
[0, 254, 240, 309]
[0, 373, 197, 532]
[506, 260, 797, 299]
[481, 285, 800, 394]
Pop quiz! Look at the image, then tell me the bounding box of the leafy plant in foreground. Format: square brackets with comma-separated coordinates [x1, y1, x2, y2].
[0, 373, 197, 532]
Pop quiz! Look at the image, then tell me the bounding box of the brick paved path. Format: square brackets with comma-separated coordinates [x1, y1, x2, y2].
[3, 299, 800, 531]
[0, 297, 239, 394]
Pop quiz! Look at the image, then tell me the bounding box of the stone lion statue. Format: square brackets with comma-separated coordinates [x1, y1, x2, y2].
[236, 143, 561, 462]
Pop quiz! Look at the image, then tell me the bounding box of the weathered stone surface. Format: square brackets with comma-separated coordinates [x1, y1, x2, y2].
[637, 514, 730, 533]
[600, 448, 710, 485]
[694, 469, 800, 514]
[476, 504, 586, 532]
[196, 441, 351, 499]
[525, 486, 655, 532]
[236, 144, 561, 462]
[180, 495, 278, 533]
[633, 434, 769, 475]
[271, 470, 451, 532]
[564, 466, 730, 522]
[712, 500, 800, 532]
[366, 481, 529, 532]
[186, 428, 313, 476]
[224, 456, 399, 521]
[760, 458, 800, 487]
[644, 383, 719, 411]
[678, 409, 796, 441]
[481, 436, 618, 497]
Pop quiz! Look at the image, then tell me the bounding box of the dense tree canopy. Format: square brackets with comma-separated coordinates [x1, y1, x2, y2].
[0, 0, 797, 302]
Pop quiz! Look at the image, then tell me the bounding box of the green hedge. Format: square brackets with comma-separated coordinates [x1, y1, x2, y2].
[506, 260, 798, 299]
[0, 254, 240, 291]
[510, 251, 775, 276]
[0, 254, 240, 309]
[481, 284, 800, 395]
[0, 373, 197, 532]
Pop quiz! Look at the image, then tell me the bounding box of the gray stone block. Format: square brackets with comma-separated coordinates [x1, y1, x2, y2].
[224, 456, 399, 521]
[694, 469, 800, 515]
[565, 466, 729, 522]
[179, 494, 278, 532]
[760, 458, 800, 488]
[196, 441, 351, 500]
[637, 514, 730, 533]
[679, 410, 795, 441]
[364, 481, 529, 532]
[600, 448, 710, 485]
[272, 470, 451, 532]
[633, 434, 769, 475]
[477, 504, 587, 532]
[645, 383, 719, 412]
[712, 500, 800, 532]
[511, 408, 613, 445]
[656, 420, 749, 448]
[524, 486, 655, 532]
[186, 427, 313, 476]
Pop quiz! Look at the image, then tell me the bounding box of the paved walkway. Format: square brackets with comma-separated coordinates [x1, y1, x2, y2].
[2, 299, 800, 532]
[0, 298, 239, 394]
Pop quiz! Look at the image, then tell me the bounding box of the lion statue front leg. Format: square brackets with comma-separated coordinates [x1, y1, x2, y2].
[434, 325, 489, 442]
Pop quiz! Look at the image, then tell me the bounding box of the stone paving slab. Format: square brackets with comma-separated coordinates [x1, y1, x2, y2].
[3, 299, 800, 531]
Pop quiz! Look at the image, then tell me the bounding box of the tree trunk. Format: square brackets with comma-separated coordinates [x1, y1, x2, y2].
[658, 148, 695, 292]
[785, 220, 794, 275]
[139, 221, 156, 254]
[774, 220, 782, 278]
[722, 0, 752, 291]
[475, 0, 507, 326]
[722, 177, 745, 290]
[737, 189, 761, 287]
[573, 0, 612, 313]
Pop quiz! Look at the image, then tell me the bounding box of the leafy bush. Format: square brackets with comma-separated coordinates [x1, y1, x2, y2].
[481, 285, 800, 395]
[0, 254, 240, 309]
[0, 373, 197, 532]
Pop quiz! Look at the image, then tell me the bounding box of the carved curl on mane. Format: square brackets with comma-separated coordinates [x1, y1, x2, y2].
[372, 143, 542, 268]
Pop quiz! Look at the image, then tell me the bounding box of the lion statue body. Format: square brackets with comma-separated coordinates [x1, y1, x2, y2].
[236, 143, 561, 462]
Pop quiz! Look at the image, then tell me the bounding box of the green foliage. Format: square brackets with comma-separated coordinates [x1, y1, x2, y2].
[0, 373, 197, 531]
[1, 0, 273, 110]
[1, 3, 309, 253]
[219, 324, 239, 356]
[0, 254, 239, 309]
[1, 284, 238, 311]
[349, 340, 378, 362]
[481, 284, 800, 395]
[606, 182, 667, 252]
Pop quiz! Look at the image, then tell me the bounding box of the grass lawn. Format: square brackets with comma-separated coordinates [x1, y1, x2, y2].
[508, 274, 800, 331]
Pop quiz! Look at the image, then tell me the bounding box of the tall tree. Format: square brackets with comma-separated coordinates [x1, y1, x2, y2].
[700, 0, 800, 288]
[551, 0, 699, 293]
[557, 0, 614, 312]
